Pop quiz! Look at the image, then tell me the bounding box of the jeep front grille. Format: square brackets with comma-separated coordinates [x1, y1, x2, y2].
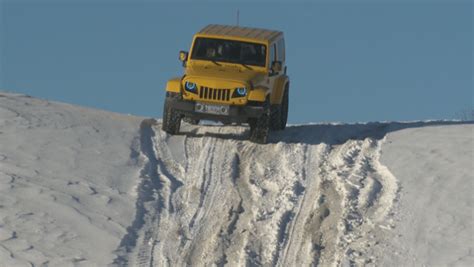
[199, 87, 231, 101]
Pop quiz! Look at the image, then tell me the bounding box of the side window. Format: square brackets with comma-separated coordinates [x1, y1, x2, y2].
[269, 43, 276, 64]
[277, 38, 285, 62]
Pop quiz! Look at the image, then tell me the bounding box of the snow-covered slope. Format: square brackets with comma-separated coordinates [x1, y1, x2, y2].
[0, 93, 143, 266]
[0, 92, 472, 267]
[377, 125, 473, 266]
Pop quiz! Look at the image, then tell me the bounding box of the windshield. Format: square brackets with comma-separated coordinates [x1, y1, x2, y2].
[191, 37, 267, 67]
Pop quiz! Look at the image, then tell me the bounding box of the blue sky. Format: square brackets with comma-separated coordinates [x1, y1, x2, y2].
[1, 0, 472, 123]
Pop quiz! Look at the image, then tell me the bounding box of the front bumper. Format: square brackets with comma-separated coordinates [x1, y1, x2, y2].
[167, 97, 264, 123]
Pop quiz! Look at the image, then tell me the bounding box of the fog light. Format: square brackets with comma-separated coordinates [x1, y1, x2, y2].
[195, 103, 203, 111]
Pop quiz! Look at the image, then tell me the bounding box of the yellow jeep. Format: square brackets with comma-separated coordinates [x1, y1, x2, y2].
[162, 24, 289, 144]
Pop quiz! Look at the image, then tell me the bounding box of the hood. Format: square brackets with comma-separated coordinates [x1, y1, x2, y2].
[185, 64, 265, 85]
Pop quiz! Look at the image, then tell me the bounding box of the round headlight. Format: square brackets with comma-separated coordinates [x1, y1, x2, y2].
[236, 87, 247, 96]
[185, 81, 196, 91]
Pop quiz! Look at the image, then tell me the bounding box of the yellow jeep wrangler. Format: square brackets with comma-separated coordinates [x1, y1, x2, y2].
[162, 24, 289, 144]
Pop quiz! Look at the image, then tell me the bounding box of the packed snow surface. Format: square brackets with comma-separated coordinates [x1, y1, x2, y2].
[0, 92, 472, 266]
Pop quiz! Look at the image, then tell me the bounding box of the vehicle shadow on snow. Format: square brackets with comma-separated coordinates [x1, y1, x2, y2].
[178, 120, 473, 145]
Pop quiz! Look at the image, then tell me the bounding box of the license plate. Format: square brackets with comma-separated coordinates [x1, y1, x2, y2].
[195, 103, 229, 115]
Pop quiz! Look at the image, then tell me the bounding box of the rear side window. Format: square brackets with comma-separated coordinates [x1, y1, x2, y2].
[277, 38, 285, 62]
[269, 43, 276, 64]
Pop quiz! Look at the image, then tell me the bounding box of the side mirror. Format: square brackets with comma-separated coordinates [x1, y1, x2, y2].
[179, 51, 188, 66]
[271, 61, 282, 73]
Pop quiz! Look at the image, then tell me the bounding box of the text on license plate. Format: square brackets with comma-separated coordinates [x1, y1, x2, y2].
[195, 103, 229, 115]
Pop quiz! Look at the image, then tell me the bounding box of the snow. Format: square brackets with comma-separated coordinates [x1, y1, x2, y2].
[0, 92, 472, 266]
[0, 93, 143, 266]
[376, 125, 473, 266]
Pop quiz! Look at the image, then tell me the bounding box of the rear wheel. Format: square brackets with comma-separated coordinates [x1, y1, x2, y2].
[270, 83, 289, 131]
[162, 95, 181, 134]
[280, 85, 289, 130]
[249, 99, 270, 144]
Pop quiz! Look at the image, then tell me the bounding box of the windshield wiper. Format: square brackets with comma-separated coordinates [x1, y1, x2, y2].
[210, 59, 222, 66]
[240, 63, 253, 70]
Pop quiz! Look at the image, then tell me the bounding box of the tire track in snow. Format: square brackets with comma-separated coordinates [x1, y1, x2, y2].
[179, 136, 221, 264]
[150, 125, 244, 266]
[279, 144, 332, 266]
[134, 118, 186, 267]
[186, 138, 218, 230]
[232, 142, 311, 266]
[270, 144, 310, 266]
[320, 138, 399, 266]
[181, 139, 239, 265]
[115, 121, 399, 267]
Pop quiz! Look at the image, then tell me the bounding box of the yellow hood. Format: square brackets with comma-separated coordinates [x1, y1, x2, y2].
[185, 64, 265, 86]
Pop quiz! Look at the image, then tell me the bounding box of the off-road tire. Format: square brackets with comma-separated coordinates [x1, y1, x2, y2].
[270, 84, 289, 131]
[249, 99, 270, 144]
[162, 95, 181, 135]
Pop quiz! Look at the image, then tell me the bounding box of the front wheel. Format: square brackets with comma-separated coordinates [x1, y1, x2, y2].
[249, 100, 270, 144]
[162, 97, 181, 134]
